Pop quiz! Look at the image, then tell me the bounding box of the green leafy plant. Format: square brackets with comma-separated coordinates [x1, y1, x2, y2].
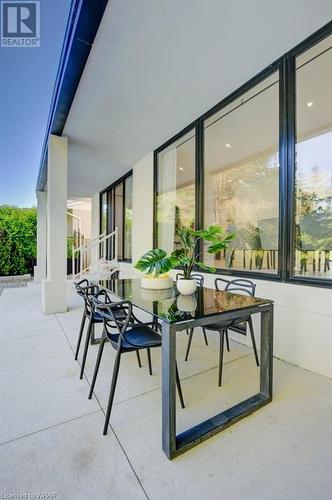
[0, 205, 37, 276]
[135, 225, 235, 279]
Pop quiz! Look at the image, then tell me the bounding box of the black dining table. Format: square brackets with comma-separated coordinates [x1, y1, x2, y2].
[95, 278, 274, 460]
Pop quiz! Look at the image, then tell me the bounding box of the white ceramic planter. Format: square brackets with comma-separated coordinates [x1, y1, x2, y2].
[176, 278, 197, 295]
[141, 276, 173, 290]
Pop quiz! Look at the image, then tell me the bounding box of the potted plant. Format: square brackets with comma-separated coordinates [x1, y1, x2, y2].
[135, 225, 234, 294]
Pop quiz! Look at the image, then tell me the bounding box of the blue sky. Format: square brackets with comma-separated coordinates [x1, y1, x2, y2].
[0, 0, 71, 207]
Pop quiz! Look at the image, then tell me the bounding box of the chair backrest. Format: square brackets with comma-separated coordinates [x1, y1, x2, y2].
[176, 273, 204, 287]
[215, 277, 256, 297]
[79, 283, 100, 315]
[74, 279, 89, 298]
[214, 278, 231, 292]
[91, 296, 136, 347]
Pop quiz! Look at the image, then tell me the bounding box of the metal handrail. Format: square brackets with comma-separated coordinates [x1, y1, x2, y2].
[72, 228, 118, 280]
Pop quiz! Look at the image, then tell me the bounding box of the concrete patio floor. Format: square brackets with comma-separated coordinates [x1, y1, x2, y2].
[1, 282, 332, 500]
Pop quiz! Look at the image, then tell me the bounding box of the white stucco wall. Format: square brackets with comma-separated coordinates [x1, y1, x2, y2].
[91, 193, 100, 263]
[131, 151, 332, 379]
[132, 152, 154, 263]
[91, 193, 100, 240]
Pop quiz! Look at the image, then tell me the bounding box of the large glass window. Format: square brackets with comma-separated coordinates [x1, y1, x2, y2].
[101, 192, 107, 234]
[115, 183, 124, 261]
[204, 72, 280, 273]
[156, 130, 196, 253]
[100, 172, 133, 261]
[152, 26, 332, 287]
[294, 35, 332, 279]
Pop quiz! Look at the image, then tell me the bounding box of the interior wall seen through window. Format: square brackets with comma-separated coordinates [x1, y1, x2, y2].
[203, 72, 280, 274]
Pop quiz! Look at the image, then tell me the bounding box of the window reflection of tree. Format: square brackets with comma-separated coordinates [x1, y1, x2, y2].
[295, 163, 332, 275]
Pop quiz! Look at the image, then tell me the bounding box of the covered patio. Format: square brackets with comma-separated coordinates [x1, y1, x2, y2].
[1, 281, 331, 499]
[3, 0, 332, 496]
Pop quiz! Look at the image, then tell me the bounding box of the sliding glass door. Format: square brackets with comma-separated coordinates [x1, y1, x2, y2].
[100, 171, 133, 261]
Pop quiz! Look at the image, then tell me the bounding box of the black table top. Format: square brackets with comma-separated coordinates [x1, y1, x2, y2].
[95, 278, 272, 324]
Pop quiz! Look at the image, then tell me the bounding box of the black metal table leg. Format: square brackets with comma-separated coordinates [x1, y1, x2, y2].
[260, 303, 274, 399]
[161, 303, 274, 460]
[162, 321, 177, 459]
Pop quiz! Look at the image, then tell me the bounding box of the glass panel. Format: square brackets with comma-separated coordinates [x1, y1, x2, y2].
[156, 130, 195, 253]
[115, 182, 124, 261]
[294, 35, 332, 279]
[204, 72, 280, 273]
[97, 278, 271, 323]
[124, 175, 133, 259]
[101, 192, 107, 234]
[106, 189, 114, 233]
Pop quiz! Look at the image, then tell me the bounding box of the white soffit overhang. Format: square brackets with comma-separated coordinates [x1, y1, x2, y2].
[64, 0, 332, 197]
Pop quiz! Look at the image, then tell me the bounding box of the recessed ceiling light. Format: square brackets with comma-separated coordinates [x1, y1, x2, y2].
[225, 143, 231, 149]
[307, 101, 314, 108]
[179, 166, 184, 171]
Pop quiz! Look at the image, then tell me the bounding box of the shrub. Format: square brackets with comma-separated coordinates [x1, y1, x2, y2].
[0, 205, 37, 276]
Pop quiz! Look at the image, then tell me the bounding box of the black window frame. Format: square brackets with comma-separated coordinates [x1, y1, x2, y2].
[99, 170, 133, 263]
[153, 20, 332, 289]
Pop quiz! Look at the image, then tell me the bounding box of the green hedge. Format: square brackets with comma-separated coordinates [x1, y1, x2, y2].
[0, 205, 37, 276]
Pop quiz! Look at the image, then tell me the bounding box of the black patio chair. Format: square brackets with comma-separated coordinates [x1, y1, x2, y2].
[88, 294, 185, 435]
[185, 277, 259, 386]
[74, 281, 142, 380]
[176, 273, 208, 345]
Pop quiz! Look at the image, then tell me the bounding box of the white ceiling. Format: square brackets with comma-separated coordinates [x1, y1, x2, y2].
[64, 0, 332, 197]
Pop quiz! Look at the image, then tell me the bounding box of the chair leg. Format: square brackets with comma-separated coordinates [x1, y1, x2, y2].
[202, 328, 208, 346]
[88, 337, 106, 399]
[175, 362, 185, 409]
[103, 349, 122, 435]
[75, 311, 86, 360]
[147, 348, 152, 375]
[225, 330, 230, 352]
[136, 350, 142, 368]
[186, 329, 189, 335]
[79, 317, 93, 380]
[218, 329, 225, 387]
[248, 316, 259, 367]
[185, 328, 194, 361]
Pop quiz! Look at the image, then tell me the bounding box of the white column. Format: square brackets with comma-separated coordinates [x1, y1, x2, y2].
[41, 135, 68, 314]
[34, 190, 47, 282]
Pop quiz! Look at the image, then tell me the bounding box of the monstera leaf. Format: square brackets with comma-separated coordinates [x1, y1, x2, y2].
[134, 249, 176, 276]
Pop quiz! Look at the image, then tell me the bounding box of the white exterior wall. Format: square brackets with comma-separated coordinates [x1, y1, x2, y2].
[91, 193, 100, 263]
[130, 150, 332, 379]
[72, 207, 91, 239]
[91, 193, 100, 240]
[132, 152, 154, 263]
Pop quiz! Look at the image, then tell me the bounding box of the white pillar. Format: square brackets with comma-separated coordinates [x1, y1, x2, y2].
[41, 135, 68, 314]
[34, 191, 47, 282]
